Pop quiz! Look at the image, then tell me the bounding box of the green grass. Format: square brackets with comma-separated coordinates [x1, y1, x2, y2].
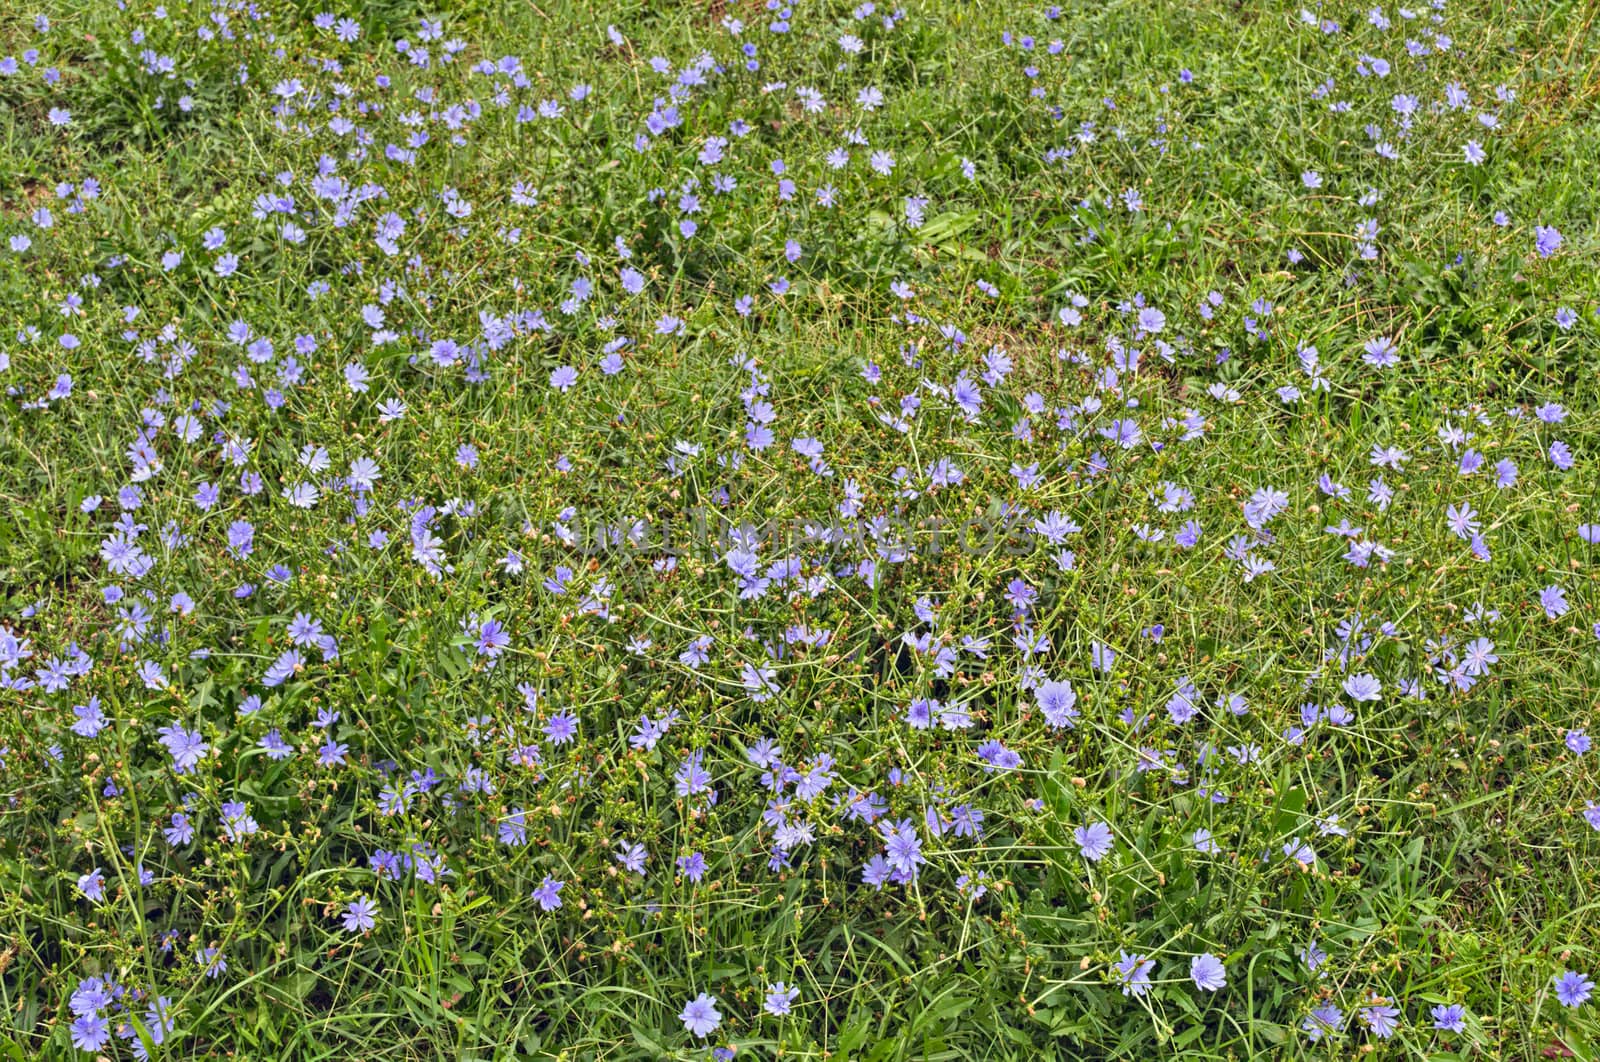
[1, 0, 1598, 1058]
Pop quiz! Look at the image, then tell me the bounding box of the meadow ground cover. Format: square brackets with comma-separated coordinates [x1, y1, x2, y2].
[1, 0, 1599, 1057]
